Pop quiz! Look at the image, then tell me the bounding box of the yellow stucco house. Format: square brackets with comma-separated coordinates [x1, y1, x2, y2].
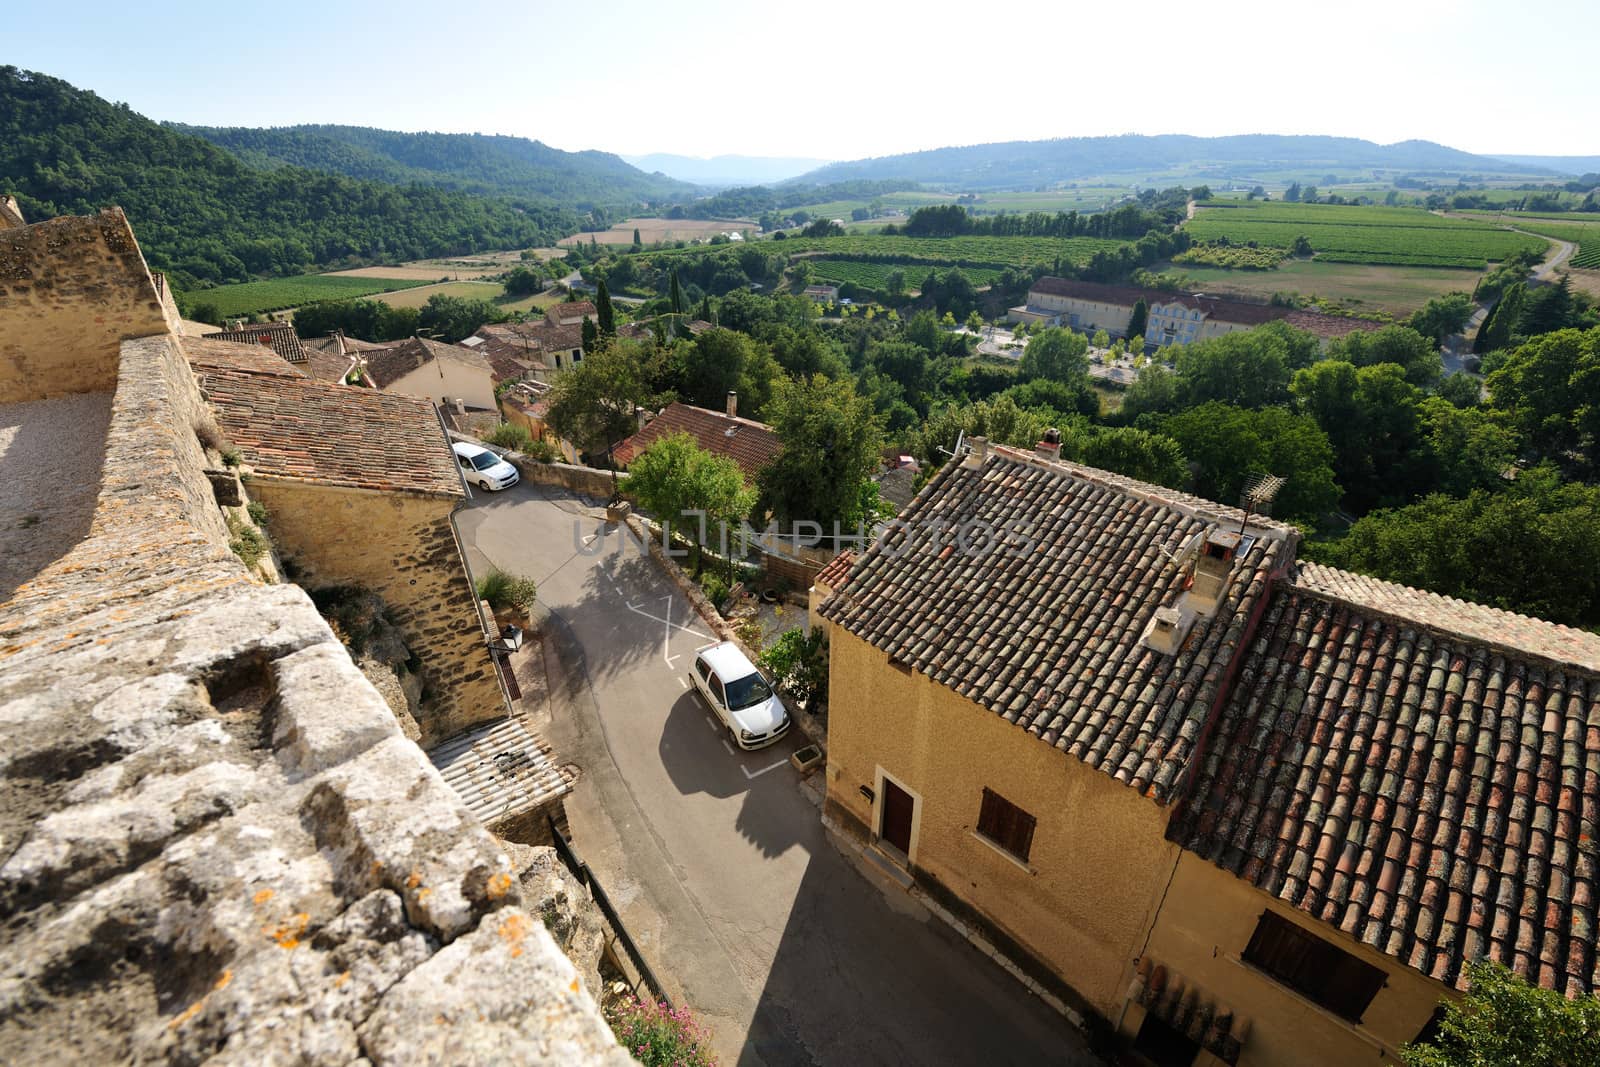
[819, 438, 1600, 1066]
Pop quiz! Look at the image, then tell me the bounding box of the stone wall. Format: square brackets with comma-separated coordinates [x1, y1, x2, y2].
[0, 209, 170, 403]
[243, 480, 506, 748]
[0, 283, 627, 1064]
[507, 454, 625, 498]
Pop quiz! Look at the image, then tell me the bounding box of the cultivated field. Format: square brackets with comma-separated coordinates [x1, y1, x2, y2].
[651, 233, 1124, 269]
[806, 259, 1005, 291]
[369, 280, 505, 309]
[1164, 259, 1483, 316]
[1496, 215, 1600, 268]
[1187, 201, 1546, 268]
[560, 218, 755, 247]
[177, 274, 431, 318]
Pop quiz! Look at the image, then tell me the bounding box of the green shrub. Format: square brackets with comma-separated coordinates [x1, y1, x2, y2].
[759, 627, 829, 707]
[484, 422, 535, 452]
[246, 500, 269, 526]
[734, 616, 763, 649]
[607, 998, 716, 1067]
[220, 446, 242, 468]
[226, 514, 269, 568]
[697, 572, 729, 609]
[524, 438, 559, 463]
[476, 567, 538, 611]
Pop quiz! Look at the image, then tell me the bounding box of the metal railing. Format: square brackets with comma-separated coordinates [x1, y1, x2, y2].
[547, 816, 672, 1007]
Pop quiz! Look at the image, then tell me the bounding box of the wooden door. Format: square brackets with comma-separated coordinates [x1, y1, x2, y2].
[879, 778, 914, 857]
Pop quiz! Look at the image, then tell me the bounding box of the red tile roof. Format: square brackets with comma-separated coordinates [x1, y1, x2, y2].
[814, 550, 855, 590]
[183, 336, 304, 379]
[1171, 569, 1600, 997]
[204, 322, 308, 365]
[546, 300, 596, 324]
[613, 402, 781, 484]
[821, 445, 1295, 802]
[1026, 277, 1382, 337]
[362, 336, 492, 390]
[199, 367, 462, 496]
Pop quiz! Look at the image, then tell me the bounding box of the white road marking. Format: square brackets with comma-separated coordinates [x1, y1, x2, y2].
[721, 739, 736, 756]
[621, 599, 711, 640]
[661, 595, 679, 668]
[703, 714, 718, 730]
[582, 533, 598, 546]
[742, 756, 791, 780]
[678, 676, 688, 689]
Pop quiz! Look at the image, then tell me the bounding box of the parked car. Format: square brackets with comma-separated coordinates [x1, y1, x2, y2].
[452, 442, 520, 491]
[689, 641, 791, 750]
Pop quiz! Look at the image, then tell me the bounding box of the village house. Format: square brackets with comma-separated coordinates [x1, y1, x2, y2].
[818, 436, 1600, 1067]
[1009, 277, 1381, 349]
[204, 320, 310, 367]
[802, 283, 840, 304]
[301, 331, 397, 383]
[359, 334, 499, 411]
[471, 315, 584, 374]
[612, 392, 781, 486]
[546, 299, 597, 327]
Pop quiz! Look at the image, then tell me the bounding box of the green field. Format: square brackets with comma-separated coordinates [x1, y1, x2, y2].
[806, 259, 1004, 291]
[785, 191, 954, 220]
[963, 188, 1134, 214]
[639, 233, 1123, 270]
[1492, 215, 1600, 269]
[1186, 201, 1545, 268]
[178, 274, 431, 317]
[1162, 259, 1483, 316]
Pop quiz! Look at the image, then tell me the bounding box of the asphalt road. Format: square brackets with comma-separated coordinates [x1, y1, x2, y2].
[456, 482, 1097, 1067]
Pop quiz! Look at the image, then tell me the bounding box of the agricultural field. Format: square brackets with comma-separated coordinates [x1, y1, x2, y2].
[369, 280, 505, 310]
[1160, 259, 1483, 316]
[1186, 201, 1546, 268]
[176, 274, 431, 318]
[806, 259, 1004, 291]
[650, 234, 1124, 270]
[1494, 215, 1600, 268]
[560, 218, 755, 246]
[964, 187, 1135, 214]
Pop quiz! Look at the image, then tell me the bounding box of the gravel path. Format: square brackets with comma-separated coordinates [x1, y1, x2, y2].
[0, 392, 114, 600]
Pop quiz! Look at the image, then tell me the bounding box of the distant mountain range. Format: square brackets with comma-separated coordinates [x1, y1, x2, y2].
[174, 123, 696, 207]
[1488, 154, 1600, 176]
[793, 134, 1570, 189]
[623, 153, 830, 189]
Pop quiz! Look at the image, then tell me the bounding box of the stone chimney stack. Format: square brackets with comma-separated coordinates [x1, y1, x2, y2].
[1036, 427, 1062, 463]
[451, 397, 466, 416]
[962, 435, 989, 470]
[726, 390, 738, 419]
[1184, 530, 1241, 618]
[636, 405, 649, 431]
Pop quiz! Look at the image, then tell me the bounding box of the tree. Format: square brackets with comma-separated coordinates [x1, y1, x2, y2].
[1122, 363, 1181, 418]
[581, 317, 599, 354]
[1092, 328, 1111, 349]
[1291, 234, 1313, 257]
[625, 432, 754, 575]
[1284, 182, 1302, 202]
[966, 310, 984, 332]
[1173, 330, 1294, 408]
[1436, 372, 1482, 408]
[502, 265, 544, 297]
[697, 294, 714, 324]
[885, 269, 906, 299]
[1415, 395, 1518, 496]
[1159, 402, 1341, 523]
[1407, 292, 1476, 348]
[1320, 468, 1600, 627]
[673, 327, 775, 416]
[596, 279, 616, 337]
[1300, 185, 1318, 203]
[632, 227, 642, 248]
[758, 375, 884, 534]
[669, 270, 684, 316]
[1126, 298, 1149, 341]
[1019, 328, 1090, 383]
[1068, 425, 1187, 487]
[1403, 961, 1600, 1067]
[1475, 282, 1524, 353]
[544, 340, 654, 468]
[1485, 326, 1600, 465]
[418, 293, 503, 342]
[1326, 324, 1443, 387]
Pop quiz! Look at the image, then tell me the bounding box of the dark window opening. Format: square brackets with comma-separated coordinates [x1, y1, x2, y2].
[1133, 1014, 1200, 1067]
[1412, 1005, 1446, 1047]
[1243, 910, 1386, 1022]
[976, 787, 1036, 864]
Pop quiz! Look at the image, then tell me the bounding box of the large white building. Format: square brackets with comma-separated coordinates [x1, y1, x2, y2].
[1010, 277, 1378, 349]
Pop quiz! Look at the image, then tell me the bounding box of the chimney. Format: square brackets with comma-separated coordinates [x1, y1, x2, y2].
[1141, 605, 1191, 656]
[451, 397, 466, 416]
[636, 404, 649, 432]
[726, 390, 738, 419]
[962, 435, 989, 470]
[1036, 427, 1062, 462]
[1184, 530, 1241, 618]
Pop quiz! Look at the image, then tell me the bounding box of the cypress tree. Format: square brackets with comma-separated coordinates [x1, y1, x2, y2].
[596, 279, 616, 337]
[632, 227, 642, 247]
[698, 295, 713, 324]
[581, 317, 599, 353]
[669, 270, 684, 316]
[1127, 298, 1149, 341]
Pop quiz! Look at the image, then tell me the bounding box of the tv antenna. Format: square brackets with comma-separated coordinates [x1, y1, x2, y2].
[936, 429, 967, 461]
[1239, 473, 1286, 535]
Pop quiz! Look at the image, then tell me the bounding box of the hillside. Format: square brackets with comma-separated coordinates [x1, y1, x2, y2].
[796, 134, 1549, 190]
[178, 123, 697, 207]
[623, 153, 830, 188]
[0, 67, 579, 289]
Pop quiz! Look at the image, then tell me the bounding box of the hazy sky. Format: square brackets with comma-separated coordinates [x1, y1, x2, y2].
[9, 0, 1598, 161]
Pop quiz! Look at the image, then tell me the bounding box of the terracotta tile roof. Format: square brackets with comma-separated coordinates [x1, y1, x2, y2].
[474, 322, 580, 363]
[300, 336, 368, 383]
[204, 322, 308, 365]
[1296, 563, 1600, 673]
[1169, 572, 1600, 997]
[814, 550, 855, 590]
[613, 402, 782, 485]
[362, 336, 491, 390]
[199, 366, 462, 496]
[182, 336, 304, 379]
[1027, 277, 1378, 337]
[546, 300, 596, 324]
[820, 444, 1294, 801]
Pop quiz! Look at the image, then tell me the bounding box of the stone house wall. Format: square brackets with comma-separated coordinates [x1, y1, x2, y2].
[0, 209, 170, 403]
[243, 479, 505, 748]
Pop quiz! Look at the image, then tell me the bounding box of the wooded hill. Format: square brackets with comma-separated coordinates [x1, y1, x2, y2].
[797, 134, 1554, 190]
[176, 123, 697, 207]
[0, 67, 586, 289]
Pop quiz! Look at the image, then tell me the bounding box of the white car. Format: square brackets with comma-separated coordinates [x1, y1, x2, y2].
[452, 442, 520, 491]
[690, 641, 791, 750]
